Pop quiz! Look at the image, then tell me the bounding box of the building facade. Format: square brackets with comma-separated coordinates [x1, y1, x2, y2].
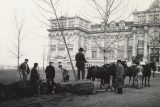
[47, 0, 160, 66]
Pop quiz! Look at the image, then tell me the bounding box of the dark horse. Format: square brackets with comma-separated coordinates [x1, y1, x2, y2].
[102, 63, 116, 89]
[142, 62, 156, 87]
[121, 61, 139, 86]
[86, 65, 105, 88]
[86, 63, 116, 89]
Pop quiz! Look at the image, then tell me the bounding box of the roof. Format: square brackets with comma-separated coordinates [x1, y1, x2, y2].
[49, 16, 90, 23]
[133, 0, 160, 14]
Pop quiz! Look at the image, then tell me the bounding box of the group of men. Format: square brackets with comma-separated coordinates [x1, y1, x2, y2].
[18, 59, 70, 95]
[18, 47, 125, 95]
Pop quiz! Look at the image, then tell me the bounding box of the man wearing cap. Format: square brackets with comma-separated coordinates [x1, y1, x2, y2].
[18, 59, 30, 85]
[30, 63, 39, 96]
[59, 65, 69, 82]
[75, 48, 87, 80]
[115, 60, 124, 94]
[45, 61, 55, 94]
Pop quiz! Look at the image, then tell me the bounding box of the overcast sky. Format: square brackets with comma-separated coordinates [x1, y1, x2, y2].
[0, 0, 154, 67]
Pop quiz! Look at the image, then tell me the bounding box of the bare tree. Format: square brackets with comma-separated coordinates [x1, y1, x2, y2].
[10, 14, 26, 82]
[33, 0, 77, 80]
[87, 0, 133, 64]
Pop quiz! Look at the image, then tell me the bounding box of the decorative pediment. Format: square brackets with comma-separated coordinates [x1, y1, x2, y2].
[149, 0, 160, 9]
[54, 55, 65, 59]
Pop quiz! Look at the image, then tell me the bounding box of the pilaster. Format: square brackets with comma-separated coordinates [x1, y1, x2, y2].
[143, 26, 148, 62]
[132, 27, 137, 57]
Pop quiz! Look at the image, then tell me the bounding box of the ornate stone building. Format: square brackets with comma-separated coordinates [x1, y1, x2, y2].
[131, 0, 160, 62]
[47, 0, 160, 66]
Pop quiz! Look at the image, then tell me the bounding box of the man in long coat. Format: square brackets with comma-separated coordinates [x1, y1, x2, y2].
[115, 60, 124, 94]
[18, 59, 30, 86]
[75, 48, 87, 80]
[30, 63, 39, 96]
[45, 61, 55, 94]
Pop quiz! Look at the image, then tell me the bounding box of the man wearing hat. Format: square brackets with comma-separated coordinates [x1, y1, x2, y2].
[30, 63, 39, 96]
[115, 60, 124, 94]
[18, 59, 30, 85]
[45, 61, 55, 94]
[75, 48, 87, 80]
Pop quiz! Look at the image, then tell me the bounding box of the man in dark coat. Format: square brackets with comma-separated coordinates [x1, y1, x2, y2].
[75, 48, 87, 80]
[30, 63, 39, 96]
[115, 60, 124, 94]
[18, 59, 30, 86]
[45, 61, 55, 94]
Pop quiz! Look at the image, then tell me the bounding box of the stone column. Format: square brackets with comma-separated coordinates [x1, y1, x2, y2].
[56, 40, 59, 56]
[143, 26, 148, 62]
[49, 34, 52, 61]
[115, 42, 118, 59]
[132, 27, 137, 57]
[124, 36, 128, 59]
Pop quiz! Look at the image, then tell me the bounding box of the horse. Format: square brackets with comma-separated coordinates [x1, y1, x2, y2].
[86, 66, 99, 81]
[86, 65, 105, 88]
[142, 62, 156, 87]
[102, 63, 116, 89]
[121, 61, 139, 86]
[86, 63, 116, 89]
[151, 62, 156, 78]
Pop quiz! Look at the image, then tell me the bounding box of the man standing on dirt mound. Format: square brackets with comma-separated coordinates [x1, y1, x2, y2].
[45, 61, 55, 94]
[75, 48, 87, 80]
[18, 59, 30, 86]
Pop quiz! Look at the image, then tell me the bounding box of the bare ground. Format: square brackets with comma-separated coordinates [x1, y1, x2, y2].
[0, 73, 160, 107]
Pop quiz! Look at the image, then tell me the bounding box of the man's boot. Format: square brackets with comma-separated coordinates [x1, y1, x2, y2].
[118, 88, 123, 94]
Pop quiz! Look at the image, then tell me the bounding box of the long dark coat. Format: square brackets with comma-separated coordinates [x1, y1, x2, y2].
[75, 52, 87, 70]
[30, 67, 39, 95]
[116, 63, 124, 88]
[45, 65, 55, 79]
[30, 67, 39, 83]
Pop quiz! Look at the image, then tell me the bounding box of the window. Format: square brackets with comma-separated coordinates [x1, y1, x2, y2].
[52, 23, 58, 28]
[119, 21, 125, 29]
[128, 39, 133, 46]
[138, 48, 144, 54]
[79, 22, 83, 27]
[51, 45, 56, 51]
[152, 31, 160, 40]
[118, 46, 124, 50]
[118, 51, 124, 58]
[58, 44, 65, 51]
[59, 21, 66, 28]
[127, 50, 132, 60]
[138, 40, 144, 47]
[69, 20, 75, 27]
[110, 21, 116, 27]
[91, 46, 97, 50]
[68, 44, 73, 51]
[108, 50, 114, 58]
[92, 51, 97, 59]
